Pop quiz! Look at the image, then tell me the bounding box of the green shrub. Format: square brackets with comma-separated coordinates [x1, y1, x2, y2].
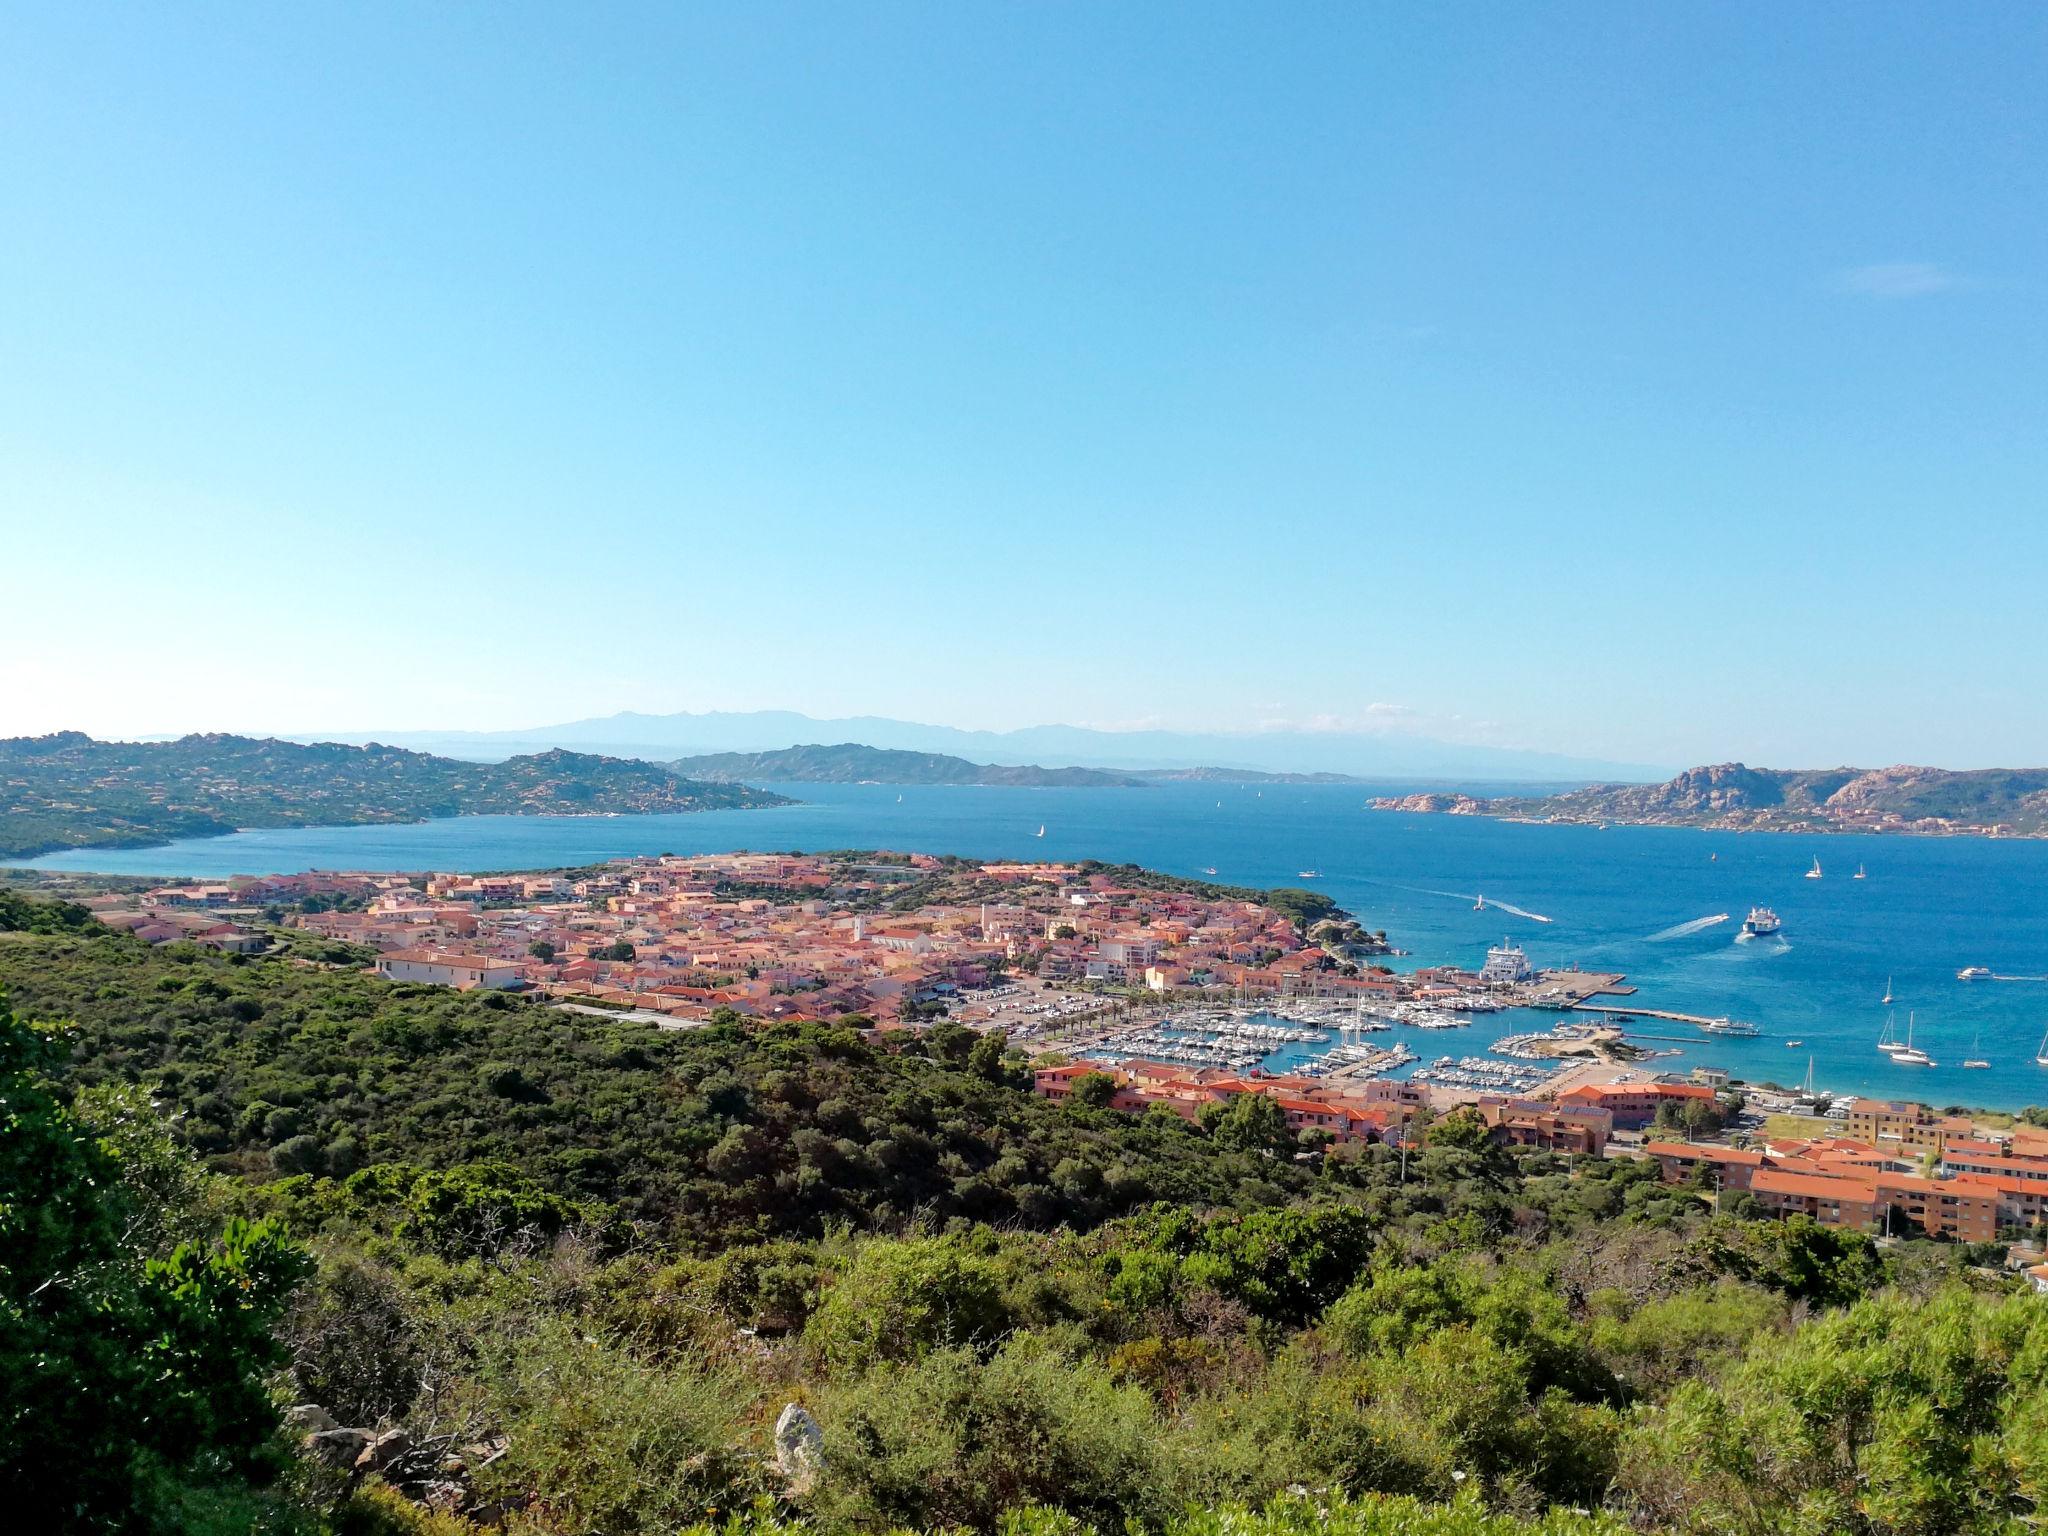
[817, 1334, 1169, 1531]
[805, 1234, 1008, 1373]
[465, 1317, 760, 1536]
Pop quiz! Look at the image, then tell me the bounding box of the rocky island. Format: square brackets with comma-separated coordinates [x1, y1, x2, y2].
[1373, 761, 2048, 838]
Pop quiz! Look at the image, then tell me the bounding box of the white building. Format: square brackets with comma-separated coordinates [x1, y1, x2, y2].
[376, 948, 521, 990]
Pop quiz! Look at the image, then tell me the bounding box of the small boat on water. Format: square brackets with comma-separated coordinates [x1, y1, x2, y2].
[1960, 966, 1993, 981]
[1786, 1039, 1804, 1047]
[1963, 1029, 1990, 1069]
[2037, 1025, 2048, 1068]
[1474, 894, 1487, 911]
[1853, 864, 1867, 880]
[1700, 1016, 1760, 1037]
[1882, 976, 1894, 1005]
[1877, 1011, 1903, 1055]
[1805, 856, 1824, 880]
[1297, 869, 1319, 879]
[1035, 825, 1046, 838]
[1201, 866, 1218, 876]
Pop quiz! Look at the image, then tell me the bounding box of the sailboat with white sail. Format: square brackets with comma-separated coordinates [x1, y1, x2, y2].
[2036, 1025, 2048, 1069]
[1805, 856, 1824, 880]
[1882, 976, 1894, 1006]
[1877, 1011, 1902, 1056]
[1890, 1011, 1932, 1066]
[1962, 1029, 1990, 1069]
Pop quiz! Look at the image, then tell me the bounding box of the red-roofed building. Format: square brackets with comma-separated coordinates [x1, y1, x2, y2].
[1556, 1080, 1716, 1130]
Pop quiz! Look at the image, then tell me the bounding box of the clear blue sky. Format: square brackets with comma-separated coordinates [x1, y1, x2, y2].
[4, 4, 2043, 768]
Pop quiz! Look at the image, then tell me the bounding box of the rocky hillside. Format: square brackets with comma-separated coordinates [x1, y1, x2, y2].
[0, 732, 790, 861]
[1373, 762, 2048, 837]
[670, 742, 1144, 787]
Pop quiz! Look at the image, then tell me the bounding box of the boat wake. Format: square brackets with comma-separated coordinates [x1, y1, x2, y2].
[1647, 913, 1730, 942]
[1482, 897, 1554, 924]
[1360, 880, 1554, 923]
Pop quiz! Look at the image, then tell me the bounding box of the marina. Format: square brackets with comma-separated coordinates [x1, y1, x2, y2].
[31, 779, 2048, 1110]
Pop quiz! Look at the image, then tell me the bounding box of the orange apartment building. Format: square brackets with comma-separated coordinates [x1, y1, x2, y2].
[1654, 1138, 2001, 1240]
[1556, 1080, 1718, 1130]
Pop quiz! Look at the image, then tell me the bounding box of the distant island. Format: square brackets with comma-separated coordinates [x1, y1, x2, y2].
[1128, 765, 1366, 785]
[669, 742, 1146, 787]
[1372, 761, 2048, 838]
[0, 732, 790, 862]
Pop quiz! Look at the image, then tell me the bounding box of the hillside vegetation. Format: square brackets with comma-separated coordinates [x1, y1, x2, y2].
[5, 903, 2047, 1534]
[0, 731, 790, 860]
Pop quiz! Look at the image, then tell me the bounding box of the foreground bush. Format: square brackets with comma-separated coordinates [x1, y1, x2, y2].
[1620, 1285, 2048, 1533]
[683, 1488, 1628, 1536]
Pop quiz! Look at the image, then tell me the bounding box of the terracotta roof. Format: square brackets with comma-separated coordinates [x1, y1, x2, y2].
[1752, 1168, 1877, 1201]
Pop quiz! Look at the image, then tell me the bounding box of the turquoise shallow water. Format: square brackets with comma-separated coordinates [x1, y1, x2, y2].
[24, 781, 2048, 1110]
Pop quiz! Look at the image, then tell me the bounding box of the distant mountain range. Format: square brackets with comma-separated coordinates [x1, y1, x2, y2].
[327, 708, 1657, 783]
[1372, 762, 2048, 838]
[0, 732, 789, 862]
[670, 743, 1144, 787]
[667, 743, 1380, 788]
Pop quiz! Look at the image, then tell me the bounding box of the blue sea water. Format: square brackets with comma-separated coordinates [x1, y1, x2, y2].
[25, 782, 2048, 1110]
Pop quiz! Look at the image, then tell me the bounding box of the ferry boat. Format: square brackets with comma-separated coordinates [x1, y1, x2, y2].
[1959, 966, 1993, 981]
[1805, 857, 1824, 880]
[1741, 906, 1781, 938]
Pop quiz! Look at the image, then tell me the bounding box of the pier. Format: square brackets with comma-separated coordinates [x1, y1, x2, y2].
[1573, 1004, 1757, 1029]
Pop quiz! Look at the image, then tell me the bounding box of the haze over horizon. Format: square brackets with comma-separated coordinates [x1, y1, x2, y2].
[5, 6, 2044, 769]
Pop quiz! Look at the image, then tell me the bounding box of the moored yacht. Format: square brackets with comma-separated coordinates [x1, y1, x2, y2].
[1890, 1011, 1932, 1065]
[1700, 1016, 1760, 1037]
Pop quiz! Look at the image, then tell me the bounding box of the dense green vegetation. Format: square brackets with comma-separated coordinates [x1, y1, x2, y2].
[670, 742, 1144, 787]
[4, 897, 2046, 1535]
[0, 731, 790, 860]
[0, 930, 1308, 1240]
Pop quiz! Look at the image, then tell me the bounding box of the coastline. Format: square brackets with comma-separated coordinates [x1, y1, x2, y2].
[1371, 802, 2046, 842]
